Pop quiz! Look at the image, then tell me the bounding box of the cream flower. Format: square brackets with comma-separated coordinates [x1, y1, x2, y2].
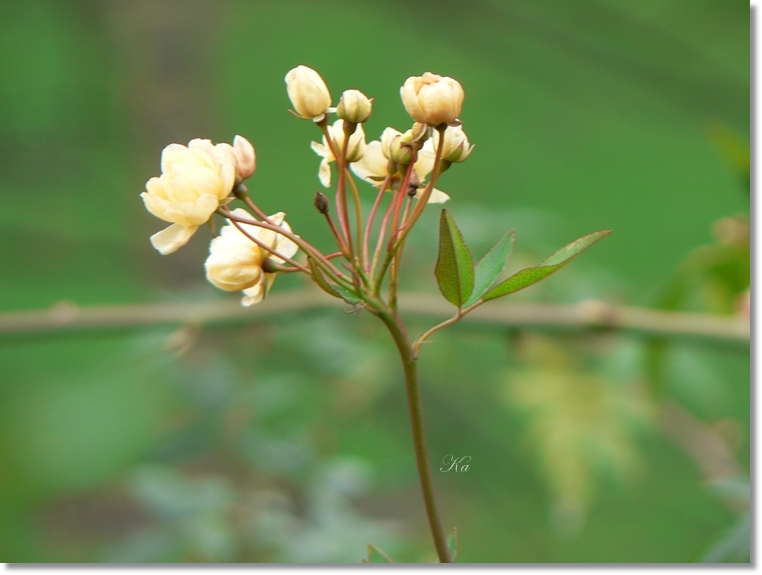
[431, 125, 474, 163]
[351, 138, 450, 203]
[310, 120, 366, 187]
[285, 65, 332, 120]
[400, 72, 464, 126]
[141, 139, 236, 255]
[205, 208, 299, 306]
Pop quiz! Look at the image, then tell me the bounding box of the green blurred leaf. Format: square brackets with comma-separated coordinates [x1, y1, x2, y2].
[465, 230, 515, 307]
[446, 527, 458, 561]
[435, 209, 475, 308]
[363, 543, 393, 563]
[308, 257, 361, 305]
[483, 230, 611, 301]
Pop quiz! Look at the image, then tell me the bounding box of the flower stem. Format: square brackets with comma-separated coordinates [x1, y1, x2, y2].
[391, 124, 447, 252]
[377, 310, 452, 563]
[363, 177, 390, 273]
[219, 208, 348, 286]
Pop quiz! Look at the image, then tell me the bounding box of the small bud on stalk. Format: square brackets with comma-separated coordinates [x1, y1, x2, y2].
[407, 170, 421, 197]
[314, 190, 330, 214]
[337, 89, 372, 124]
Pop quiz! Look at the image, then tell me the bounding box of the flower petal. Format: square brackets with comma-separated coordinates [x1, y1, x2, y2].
[149, 223, 198, 255]
[318, 158, 332, 187]
[419, 187, 450, 204]
[311, 140, 329, 159]
[350, 140, 387, 184]
[241, 281, 265, 306]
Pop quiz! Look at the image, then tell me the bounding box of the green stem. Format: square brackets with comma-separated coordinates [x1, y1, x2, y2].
[377, 310, 452, 563]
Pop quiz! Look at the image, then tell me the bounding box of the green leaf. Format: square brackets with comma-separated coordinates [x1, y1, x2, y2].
[446, 527, 458, 561]
[464, 230, 515, 307]
[363, 543, 394, 563]
[435, 209, 475, 308]
[307, 257, 362, 305]
[483, 230, 611, 301]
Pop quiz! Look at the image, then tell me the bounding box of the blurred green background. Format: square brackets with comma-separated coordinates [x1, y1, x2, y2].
[0, 0, 749, 563]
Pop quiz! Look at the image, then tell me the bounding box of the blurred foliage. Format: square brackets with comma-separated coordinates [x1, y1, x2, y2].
[0, 0, 749, 563]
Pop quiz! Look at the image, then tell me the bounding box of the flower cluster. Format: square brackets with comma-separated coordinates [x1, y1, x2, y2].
[141, 65, 473, 307]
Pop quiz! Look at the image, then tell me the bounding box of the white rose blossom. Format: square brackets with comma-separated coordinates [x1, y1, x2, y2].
[310, 119, 366, 187]
[141, 138, 238, 255]
[204, 208, 299, 306]
[351, 138, 450, 204]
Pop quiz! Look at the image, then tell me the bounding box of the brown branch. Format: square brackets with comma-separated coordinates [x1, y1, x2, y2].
[0, 290, 749, 344]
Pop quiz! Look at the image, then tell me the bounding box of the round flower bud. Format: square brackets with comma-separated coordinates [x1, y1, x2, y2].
[337, 89, 372, 124]
[285, 65, 332, 120]
[400, 72, 464, 126]
[432, 125, 474, 163]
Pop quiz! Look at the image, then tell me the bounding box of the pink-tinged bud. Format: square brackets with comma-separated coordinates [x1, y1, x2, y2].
[233, 135, 256, 180]
[285, 65, 332, 120]
[400, 72, 464, 126]
[337, 89, 372, 124]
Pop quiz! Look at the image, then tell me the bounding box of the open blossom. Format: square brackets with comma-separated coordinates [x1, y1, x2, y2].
[310, 120, 366, 187]
[351, 137, 450, 203]
[431, 125, 473, 163]
[141, 139, 237, 255]
[205, 208, 299, 306]
[285, 65, 332, 120]
[400, 72, 464, 126]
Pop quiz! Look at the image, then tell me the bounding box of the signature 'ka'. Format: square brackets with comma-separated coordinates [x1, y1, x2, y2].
[140, 65, 610, 563]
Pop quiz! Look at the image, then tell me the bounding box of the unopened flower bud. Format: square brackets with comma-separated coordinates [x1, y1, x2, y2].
[400, 72, 464, 126]
[432, 125, 474, 163]
[409, 122, 430, 143]
[337, 89, 372, 124]
[285, 65, 332, 120]
[314, 190, 330, 214]
[380, 127, 403, 161]
[233, 135, 256, 179]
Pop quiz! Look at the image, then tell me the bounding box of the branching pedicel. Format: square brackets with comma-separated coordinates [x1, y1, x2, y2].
[140, 65, 610, 563]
